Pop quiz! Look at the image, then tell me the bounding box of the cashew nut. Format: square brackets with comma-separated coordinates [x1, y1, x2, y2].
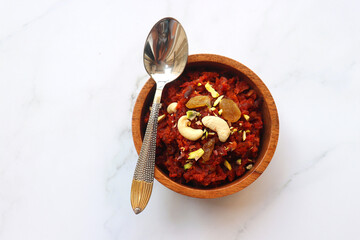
[167, 102, 178, 114]
[177, 116, 203, 141]
[201, 116, 230, 142]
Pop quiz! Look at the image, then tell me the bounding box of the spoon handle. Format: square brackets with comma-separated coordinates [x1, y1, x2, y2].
[130, 99, 161, 214]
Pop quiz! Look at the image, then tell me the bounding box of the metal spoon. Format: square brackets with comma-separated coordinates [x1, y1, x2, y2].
[130, 17, 188, 214]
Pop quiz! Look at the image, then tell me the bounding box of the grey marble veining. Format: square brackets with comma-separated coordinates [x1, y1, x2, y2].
[0, 0, 359, 239]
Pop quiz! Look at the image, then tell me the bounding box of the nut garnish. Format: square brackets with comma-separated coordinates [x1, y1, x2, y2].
[224, 160, 232, 170]
[202, 116, 231, 142]
[158, 114, 165, 122]
[205, 82, 219, 98]
[246, 164, 253, 170]
[213, 95, 224, 107]
[184, 162, 193, 170]
[186, 110, 200, 120]
[178, 116, 204, 141]
[188, 148, 205, 161]
[236, 159, 242, 165]
[167, 102, 178, 114]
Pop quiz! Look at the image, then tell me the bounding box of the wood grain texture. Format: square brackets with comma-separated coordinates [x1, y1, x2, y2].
[132, 54, 279, 199]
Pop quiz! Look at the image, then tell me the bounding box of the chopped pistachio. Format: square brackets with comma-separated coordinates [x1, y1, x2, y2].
[197, 83, 202, 86]
[180, 147, 185, 151]
[246, 164, 253, 170]
[243, 131, 246, 141]
[243, 114, 250, 121]
[224, 160, 232, 170]
[210, 107, 216, 111]
[231, 128, 237, 135]
[248, 159, 253, 162]
[158, 114, 165, 122]
[205, 82, 220, 98]
[213, 95, 224, 106]
[229, 126, 234, 130]
[201, 129, 208, 139]
[188, 148, 205, 161]
[218, 109, 223, 115]
[208, 132, 215, 135]
[186, 110, 200, 120]
[239, 122, 243, 127]
[246, 130, 250, 133]
[236, 159, 242, 165]
[184, 162, 193, 170]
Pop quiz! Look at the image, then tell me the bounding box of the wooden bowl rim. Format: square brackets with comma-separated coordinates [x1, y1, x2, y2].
[132, 54, 279, 198]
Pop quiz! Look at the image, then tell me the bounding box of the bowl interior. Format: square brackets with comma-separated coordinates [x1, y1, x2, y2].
[132, 54, 278, 198]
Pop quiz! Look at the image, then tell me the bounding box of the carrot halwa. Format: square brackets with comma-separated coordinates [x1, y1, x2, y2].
[148, 69, 263, 188]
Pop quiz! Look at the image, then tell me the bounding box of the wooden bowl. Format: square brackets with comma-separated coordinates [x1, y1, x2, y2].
[132, 54, 279, 198]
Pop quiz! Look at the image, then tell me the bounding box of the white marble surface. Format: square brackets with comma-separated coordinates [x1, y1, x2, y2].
[1, 0, 359, 239]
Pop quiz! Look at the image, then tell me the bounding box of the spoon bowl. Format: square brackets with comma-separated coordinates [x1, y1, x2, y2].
[130, 18, 188, 214]
[143, 18, 188, 88]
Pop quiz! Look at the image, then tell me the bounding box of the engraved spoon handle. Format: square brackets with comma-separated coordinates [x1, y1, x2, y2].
[130, 92, 162, 214]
